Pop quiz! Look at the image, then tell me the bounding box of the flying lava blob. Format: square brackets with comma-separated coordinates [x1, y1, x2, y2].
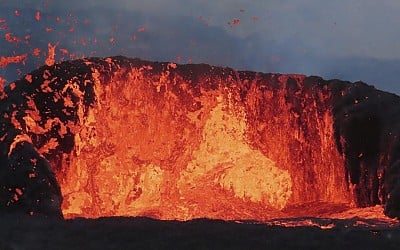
[0, 56, 400, 221]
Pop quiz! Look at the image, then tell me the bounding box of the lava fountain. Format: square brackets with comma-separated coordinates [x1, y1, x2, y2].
[1, 56, 400, 221]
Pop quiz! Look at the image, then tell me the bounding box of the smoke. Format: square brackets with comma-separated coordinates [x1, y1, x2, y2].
[1, 0, 400, 94]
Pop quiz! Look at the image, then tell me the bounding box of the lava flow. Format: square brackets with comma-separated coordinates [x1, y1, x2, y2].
[1, 56, 400, 222]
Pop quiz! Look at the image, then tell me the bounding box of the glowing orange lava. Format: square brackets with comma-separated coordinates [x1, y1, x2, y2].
[0, 54, 28, 68]
[35, 11, 41, 22]
[47, 60, 353, 221]
[4, 33, 21, 44]
[0, 76, 6, 88]
[45, 42, 58, 66]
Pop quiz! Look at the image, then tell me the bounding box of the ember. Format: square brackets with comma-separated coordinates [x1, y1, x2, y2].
[0, 54, 28, 68]
[45, 42, 58, 66]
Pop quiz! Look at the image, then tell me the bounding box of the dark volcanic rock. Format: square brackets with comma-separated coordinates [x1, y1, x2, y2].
[0, 56, 399, 219]
[0, 59, 97, 218]
[331, 81, 400, 217]
[1, 215, 400, 250]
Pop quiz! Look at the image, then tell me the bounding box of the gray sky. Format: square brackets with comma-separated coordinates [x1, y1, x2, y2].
[1, 0, 400, 93]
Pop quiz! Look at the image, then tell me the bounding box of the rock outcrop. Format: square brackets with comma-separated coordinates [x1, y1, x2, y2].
[0, 56, 399, 219]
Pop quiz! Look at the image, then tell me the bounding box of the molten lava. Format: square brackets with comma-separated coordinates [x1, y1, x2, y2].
[1, 56, 400, 222]
[53, 59, 349, 219]
[0, 54, 28, 68]
[56, 64, 277, 219]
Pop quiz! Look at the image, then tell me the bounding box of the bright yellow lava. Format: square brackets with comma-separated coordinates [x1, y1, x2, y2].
[179, 95, 292, 210]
